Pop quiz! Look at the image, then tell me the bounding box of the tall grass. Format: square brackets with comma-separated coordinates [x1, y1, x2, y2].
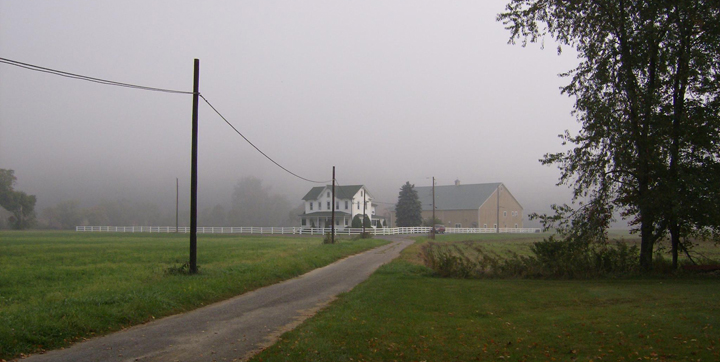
[421, 233, 720, 279]
[0, 231, 387, 360]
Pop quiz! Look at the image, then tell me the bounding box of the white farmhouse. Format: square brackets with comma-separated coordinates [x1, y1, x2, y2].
[300, 185, 377, 229]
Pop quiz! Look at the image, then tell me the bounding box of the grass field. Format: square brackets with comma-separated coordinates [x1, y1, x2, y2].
[0, 231, 387, 360]
[250, 235, 720, 362]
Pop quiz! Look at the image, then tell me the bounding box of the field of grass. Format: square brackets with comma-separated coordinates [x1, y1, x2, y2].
[251, 235, 720, 362]
[0, 231, 387, 360]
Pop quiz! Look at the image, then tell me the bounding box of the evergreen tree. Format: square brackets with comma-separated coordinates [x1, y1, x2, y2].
[362, 214, 372, 228]
[351, 214, 362, 228]
[395, 182, 422, 227]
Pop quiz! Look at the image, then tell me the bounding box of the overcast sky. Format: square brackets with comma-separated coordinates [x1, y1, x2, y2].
[0, 0, 581, 223]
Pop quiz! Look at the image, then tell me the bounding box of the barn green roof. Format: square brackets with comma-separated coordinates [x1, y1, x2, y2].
[415, 183, 511, 211]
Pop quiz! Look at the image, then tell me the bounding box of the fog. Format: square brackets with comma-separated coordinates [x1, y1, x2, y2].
[0, 0, 582, 227]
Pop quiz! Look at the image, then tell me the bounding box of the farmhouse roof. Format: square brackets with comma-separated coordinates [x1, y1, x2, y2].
[300, 211, 351, 217]
[302, 185, 365, 201]
[415, 183, 518, 211]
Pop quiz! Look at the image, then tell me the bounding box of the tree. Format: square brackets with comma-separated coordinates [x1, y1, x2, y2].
[200, 204, 227, 227]
[395, 182, 422, 227]
[362, 214, 372, 228]
[499, 1, 720, 269]
[0, 169, 37, 229]
[42, 200, 83, 229]
[228, 177, 292, 226]
[351, 214, 363, 228]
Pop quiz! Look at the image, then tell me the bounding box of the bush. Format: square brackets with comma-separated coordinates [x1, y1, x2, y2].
[351, 215, 362, 228]
[420, 242, 475, 278]
[420, 238, 641, 279]
[362, 214, 372, 228]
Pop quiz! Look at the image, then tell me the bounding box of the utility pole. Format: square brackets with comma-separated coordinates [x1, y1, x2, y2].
[362, 191, 366, 235]
[331, 166, 335, 244]
[496, 184, 500, 234]
[189, 59, 199, 274]
[176, 177, 179, 233]
[430, 176, 436, 239]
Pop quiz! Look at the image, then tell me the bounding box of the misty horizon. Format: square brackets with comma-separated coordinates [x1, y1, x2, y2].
[1, 1, 585, 228]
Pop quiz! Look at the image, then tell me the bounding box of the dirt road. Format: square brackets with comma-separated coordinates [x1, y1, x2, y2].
[21, 236, 413, 362]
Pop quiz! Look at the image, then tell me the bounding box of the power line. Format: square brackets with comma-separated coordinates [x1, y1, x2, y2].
[0, 57, 194, 95]
[1, 56, 332, 184]
[200, 95, 331, 184]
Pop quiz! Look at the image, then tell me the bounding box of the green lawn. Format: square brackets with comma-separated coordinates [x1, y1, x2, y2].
[251, 237, 720, 362]
[0, 231, 387, 360]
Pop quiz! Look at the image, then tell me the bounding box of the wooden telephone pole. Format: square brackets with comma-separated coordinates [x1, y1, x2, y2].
[430, 176, 436, 239]
[189, 59, 199, 274]
[331, 166, 335, 244]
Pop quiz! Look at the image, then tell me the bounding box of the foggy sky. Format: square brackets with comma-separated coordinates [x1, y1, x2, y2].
[0, 0, 582, 225]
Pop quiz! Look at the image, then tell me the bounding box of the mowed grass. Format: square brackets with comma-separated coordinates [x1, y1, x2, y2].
[0, 231, 387, 360]
[251, 236, 720, 362]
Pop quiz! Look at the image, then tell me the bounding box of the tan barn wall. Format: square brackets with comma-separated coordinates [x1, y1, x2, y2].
[421, 209, 479, 228]
[478, 187, 523, 228]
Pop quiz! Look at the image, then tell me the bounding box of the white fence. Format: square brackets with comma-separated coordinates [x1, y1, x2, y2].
[75, 226, 541, 235]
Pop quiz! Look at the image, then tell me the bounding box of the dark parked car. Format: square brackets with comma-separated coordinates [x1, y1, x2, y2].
[434, 224, 446, 234]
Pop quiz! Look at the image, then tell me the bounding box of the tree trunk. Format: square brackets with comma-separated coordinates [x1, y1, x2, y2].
[670, 222, 679, 269]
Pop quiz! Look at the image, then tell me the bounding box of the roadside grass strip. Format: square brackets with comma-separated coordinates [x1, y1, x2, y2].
[251, 239, 720, 362]
[0, 231, 387, 360]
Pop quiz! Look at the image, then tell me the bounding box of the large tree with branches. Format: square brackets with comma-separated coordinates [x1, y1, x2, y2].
[498, 1, 720, 269]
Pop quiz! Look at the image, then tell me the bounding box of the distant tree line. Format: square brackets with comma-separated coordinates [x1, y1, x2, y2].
[35, 176, 300, 230]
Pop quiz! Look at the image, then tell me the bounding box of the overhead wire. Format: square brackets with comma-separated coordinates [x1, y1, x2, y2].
[199, 95, 331, 184]
[1, 56, 331, 184]
[0, 57, 194, 94]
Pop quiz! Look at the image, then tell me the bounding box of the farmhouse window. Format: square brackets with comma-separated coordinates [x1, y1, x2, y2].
[345, 201, 348, 209]
[327, 201, 331, 209]
[310, 203, 313, 211]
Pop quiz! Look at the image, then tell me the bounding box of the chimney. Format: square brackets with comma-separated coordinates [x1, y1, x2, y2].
[455, 179, 461, 186]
